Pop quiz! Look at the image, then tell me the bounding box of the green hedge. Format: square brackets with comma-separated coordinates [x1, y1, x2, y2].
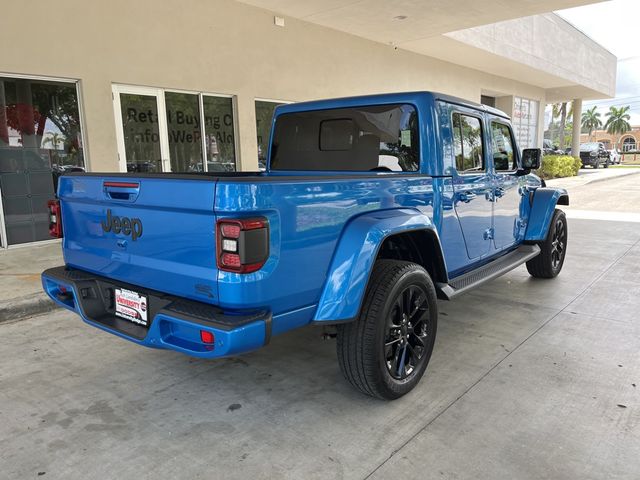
[537, 155, 582, 179]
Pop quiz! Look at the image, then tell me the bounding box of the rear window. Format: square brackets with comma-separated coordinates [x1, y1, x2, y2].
[270, 104, 419, 172]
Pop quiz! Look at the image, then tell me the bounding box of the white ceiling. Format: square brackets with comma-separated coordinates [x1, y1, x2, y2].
[238, 0, 604, 45]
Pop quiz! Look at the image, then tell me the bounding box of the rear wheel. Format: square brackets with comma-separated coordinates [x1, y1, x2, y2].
[526, 209, 567, 278]
[336, 260, 438, 400]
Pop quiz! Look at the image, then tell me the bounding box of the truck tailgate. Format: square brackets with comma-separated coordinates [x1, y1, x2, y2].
[58, 175, 220, 304]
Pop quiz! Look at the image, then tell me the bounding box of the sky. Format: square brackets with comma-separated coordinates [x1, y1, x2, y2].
[555, 0, 640, 125]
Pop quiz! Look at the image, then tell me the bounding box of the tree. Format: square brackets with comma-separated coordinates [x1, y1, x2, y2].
[604, 106, 631, 137]
[581, 106, 602, 141]
[552, 102, 574, 150]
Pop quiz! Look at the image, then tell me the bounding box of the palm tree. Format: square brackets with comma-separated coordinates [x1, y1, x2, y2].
[552, 102, 572, 150]
[581, 106, 602, 141]
[604, 106, 632, 136]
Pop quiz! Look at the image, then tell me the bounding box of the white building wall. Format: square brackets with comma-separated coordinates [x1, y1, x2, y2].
[446, 13, 616, 99]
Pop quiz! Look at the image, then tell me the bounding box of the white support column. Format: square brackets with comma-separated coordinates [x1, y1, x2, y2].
[571, 98, 582, 157]
[235, 94, 259, 172]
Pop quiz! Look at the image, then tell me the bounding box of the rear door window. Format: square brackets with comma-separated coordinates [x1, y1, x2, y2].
[452, 113, 485, 174]
[270, 104, 419, 172]
[490, 122, 517, 171]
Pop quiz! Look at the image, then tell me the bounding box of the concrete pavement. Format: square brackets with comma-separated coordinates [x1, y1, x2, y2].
[0, 242, 59, 322]
[1, 175, 639, 479]
[554, 170, 640, 224]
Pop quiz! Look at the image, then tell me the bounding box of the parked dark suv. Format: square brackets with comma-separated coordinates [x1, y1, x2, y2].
[579, 142, 610, 169]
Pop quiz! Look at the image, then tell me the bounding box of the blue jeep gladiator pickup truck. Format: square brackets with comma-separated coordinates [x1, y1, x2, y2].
[42, 92, 568, 399]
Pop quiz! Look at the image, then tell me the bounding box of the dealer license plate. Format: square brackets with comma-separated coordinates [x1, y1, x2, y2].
[114, 288, 149, 327]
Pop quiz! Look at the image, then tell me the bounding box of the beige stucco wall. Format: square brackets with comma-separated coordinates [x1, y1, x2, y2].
[0, 0, 549, 172]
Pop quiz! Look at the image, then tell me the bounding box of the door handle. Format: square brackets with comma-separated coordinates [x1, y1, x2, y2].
[103, 181, 140, 201]
[459, 191, 476, 203]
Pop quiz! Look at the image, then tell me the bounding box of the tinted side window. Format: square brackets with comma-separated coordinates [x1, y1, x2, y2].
[491, 122, 516, 171]
[271, 104, 419, 172]
[452, 113, 484, 174]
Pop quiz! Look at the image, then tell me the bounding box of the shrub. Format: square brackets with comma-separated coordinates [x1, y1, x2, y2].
[537, 155, 581, 179]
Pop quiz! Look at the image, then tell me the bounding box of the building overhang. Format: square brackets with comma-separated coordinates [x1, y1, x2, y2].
[239, 0, 616, 101]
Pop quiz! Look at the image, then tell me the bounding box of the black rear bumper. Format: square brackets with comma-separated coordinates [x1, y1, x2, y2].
[42, 266, 271, 356]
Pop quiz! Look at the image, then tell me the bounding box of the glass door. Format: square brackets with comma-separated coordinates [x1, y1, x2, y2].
[112, 85, 170, 173]
[1, 76, 86, 247]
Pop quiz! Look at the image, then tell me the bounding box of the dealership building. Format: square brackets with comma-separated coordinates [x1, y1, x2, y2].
[0, 0, 616, 248]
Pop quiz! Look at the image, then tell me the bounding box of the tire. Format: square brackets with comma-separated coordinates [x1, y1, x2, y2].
[526, 209, 568, 279]
[594, 161, 599, 169]
[604, 159, 609, 168]
[336, 260, 438, 400]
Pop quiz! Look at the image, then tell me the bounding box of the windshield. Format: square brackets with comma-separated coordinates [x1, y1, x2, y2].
[270, 104, 419, 172]
[580, 142, 599, 150]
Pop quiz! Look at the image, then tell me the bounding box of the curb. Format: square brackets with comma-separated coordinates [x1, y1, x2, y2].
[584, 169, 640, 186]
[0, 292, 60, 324]
[546, 168, 640, 188]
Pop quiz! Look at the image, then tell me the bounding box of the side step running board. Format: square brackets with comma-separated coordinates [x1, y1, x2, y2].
[437, 244, 540, 300]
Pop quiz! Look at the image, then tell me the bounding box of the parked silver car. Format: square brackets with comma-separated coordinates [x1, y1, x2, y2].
[608, 148, 621, 165]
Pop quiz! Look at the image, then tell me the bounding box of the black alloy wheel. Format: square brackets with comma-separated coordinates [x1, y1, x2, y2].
[526, 209, 568, 278]
[550, 215, 566, 270]
[384, 285, 431, 380]
[336, 260, 438, 399]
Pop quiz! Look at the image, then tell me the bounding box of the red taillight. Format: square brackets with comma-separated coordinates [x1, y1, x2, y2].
[221, 224, 241, 238]
[200, 330, 215, 344]
[221, 252, 242, 268]
[48, 199, 63, 238]
[216, 217, 269, 273]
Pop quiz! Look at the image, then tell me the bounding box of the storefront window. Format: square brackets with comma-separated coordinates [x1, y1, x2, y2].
[512, 97, 539, 150]
[165, 92, 203, 173]
[114, 86, 236, 173]
[120, 93, 163, 173]
[0, 76, 84, 246]
[203, 95, 236, 172]
[255, 100, 284, 169]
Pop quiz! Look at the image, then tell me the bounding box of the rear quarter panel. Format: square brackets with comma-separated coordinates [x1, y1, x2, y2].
[215, 175, 440, 332]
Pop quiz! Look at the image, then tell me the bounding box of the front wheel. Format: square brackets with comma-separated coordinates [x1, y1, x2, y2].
[526, 209, 568, 278]
[336, 260, 438, 400]
[604, 159, 610, 168]
[594, 161, 600, 169]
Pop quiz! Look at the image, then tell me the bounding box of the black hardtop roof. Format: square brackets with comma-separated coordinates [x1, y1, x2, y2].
[277, 91, 511, 121]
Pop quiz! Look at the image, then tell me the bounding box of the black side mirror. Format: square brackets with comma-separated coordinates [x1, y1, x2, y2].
[521, 148, 541, 170]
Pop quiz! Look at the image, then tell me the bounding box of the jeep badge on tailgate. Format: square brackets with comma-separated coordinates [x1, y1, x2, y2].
[101, 209, 143, 241]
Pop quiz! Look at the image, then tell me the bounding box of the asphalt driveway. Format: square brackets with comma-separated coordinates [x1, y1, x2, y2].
[1, 175, 639, 480]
